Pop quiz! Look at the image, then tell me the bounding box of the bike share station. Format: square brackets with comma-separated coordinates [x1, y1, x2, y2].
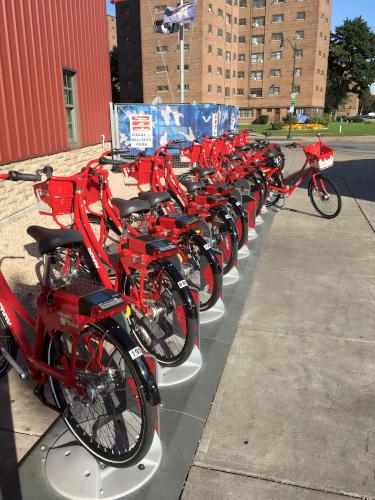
[4, 103, 275, 500]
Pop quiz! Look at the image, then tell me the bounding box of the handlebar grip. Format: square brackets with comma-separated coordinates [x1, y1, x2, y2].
[42, 165, 54, 179]
[99, 157, 124, 166]
[111, 164, 123, 174]
[111, 148, 130, 155]
[170, 140, 188, 144]
[286, 143, 297, 148]
[8, 171, 42, 182]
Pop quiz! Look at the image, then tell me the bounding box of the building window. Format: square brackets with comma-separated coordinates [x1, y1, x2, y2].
[225, 87, 231, 97]
[271, 51, 282, 59]
[250, 70, 263, 80]
[217, 48, 223, 56]
[269, 86, 280, 95]
[238, 71, 245, 78]
[217, 86, 223, 93]
[239, 18, 247, 25]
[252, 35, 264, 45]
[237, 88, 245, 95]
[226, 14, 232, 24]
[253, 0, 265, 7]
[218, 28, 223, 37]
[63, 69, 78, 145]
[177, 84, 190, 91]
[239, 0, 247, 6]
[239, 36, 246, 43]
[296, 108, 305, 114]
[217, 67, 223, 75]
[239, 108, 254, 118]
[208, 24, 213, 34]
[295, 49, 303, 57]
[293, 85, 301, 94]
[294, 68, 302, 76]
[272, 14, 284, 23]
[208, 3, 213, 13]
[208, 84, 212, 92]
[156, 85, 169, 92]
[156, 65, 168, 72]
[225, 51, 231, 61]
[269, 68, 281, 77]
[225, 69, 231, 79]
[208, 65, 212, 73]
[271, 32, 283, 41]
[296, 11, 305, 20]
[252, 16, 265, 27]
[156, 45, 168, 52]
[273, 0, 285, 3]
[226, 32, 232, 43]
[208, 45, 212, 54]
[176, 43, 190, 51]
[296, 31, 304, 39]
[177, 64, 189, 71]
[251, 52, 264, 63]
[238, 53, 246, 61]
[250, 88, 263, 98]
[154, 5, 167, 13]
[218, 8, 224, 17]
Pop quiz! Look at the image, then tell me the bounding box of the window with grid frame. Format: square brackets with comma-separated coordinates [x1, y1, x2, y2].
[63, 69, 79, 145]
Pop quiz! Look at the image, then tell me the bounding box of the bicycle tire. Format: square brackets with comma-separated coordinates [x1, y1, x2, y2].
[0, 312, 18, 377]
[180, 230, 222, 312]
[227, 197, 248, 250]
[121, 260, 198, 367]
[47, 320, 155, 468]
[308, 175, 342, 219]
[207, 208, 238, 275]
[266, 172, 283, 207]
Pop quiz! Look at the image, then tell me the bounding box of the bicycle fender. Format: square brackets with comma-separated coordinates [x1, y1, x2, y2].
[228, 196, 248, 225]
[99, 316, 161, 407]
[216, 207, 239, 243]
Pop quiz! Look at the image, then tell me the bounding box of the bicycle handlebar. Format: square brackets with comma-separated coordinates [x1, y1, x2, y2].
[99, 157, 125, 166]
[8, 171, 42, 182]
[111, 148, 130, 155]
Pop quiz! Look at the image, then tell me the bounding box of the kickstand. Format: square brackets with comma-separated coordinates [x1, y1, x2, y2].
[34, 384, 61, 413]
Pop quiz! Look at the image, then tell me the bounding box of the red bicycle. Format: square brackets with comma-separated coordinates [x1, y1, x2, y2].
[33, 165, 199, 368]
[265, 136, 342, 218]
[0, 169, 160, 468]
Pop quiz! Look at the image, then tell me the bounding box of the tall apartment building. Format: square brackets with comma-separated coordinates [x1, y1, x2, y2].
[117, 0, 331, 121]
[108, 15, 118, 51]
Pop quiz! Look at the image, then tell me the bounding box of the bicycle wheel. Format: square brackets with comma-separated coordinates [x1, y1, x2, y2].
[0, 313, 17, 377]
[227, 197, 248, 250]
[245, 172, 266, 216]
[121, 260, 197, 367]
[308, 175, 342, 219]
[179, 230, 222, 312]
[266, 172, 283, 207]
[207, 208, 238, 275]
[47, 321, 155, 467]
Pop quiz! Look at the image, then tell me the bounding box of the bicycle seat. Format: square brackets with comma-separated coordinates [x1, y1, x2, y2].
[225, 154, 242, 162]
[27, 226, 84, 255]
[138, 191, 171, 206]
[235, 145, 252, 152]
[112, 198, 150, 217]
[191, 167, 215, 177]
[180, 179, 205, 193]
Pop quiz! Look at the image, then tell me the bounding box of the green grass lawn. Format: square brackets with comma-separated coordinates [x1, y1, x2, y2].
[239, 122, 375, 137]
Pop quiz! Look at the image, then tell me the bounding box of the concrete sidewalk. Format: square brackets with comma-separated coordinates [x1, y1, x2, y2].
[182, 149, 375, 499]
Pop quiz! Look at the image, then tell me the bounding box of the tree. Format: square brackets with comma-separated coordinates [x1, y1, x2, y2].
[359, 87, 375, 114]
[110, 46, 120, 103]
[326, 17, 375, 116]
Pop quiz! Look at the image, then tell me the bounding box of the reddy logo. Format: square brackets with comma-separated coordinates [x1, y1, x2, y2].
[0, 302, 12, 326]
[87, 247, 100, 269]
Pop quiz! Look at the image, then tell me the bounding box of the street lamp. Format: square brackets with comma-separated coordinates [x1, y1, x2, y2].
[280, 35, 298, 140]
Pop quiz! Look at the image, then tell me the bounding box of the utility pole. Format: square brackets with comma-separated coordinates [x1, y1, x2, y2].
[281, 35, 298, 140]
[179, 0, 184, 103]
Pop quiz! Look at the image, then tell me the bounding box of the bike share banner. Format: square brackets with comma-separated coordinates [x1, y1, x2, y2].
[111, 103, 238, 156]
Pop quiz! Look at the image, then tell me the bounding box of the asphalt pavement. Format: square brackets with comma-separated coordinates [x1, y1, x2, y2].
[182, 142, 375, 499]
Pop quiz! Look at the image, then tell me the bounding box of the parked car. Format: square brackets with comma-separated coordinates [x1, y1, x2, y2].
[361, 115, 375, 122]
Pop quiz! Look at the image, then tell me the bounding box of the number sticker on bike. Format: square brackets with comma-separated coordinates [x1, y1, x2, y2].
[235, 201, 241, 206]
[177, 279, 188, 289]
[129, 347, 143, 360]
[203, 243, 211, 250]
[225, 214, 232, 219]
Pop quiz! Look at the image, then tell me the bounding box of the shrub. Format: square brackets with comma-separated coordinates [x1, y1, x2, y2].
[272, 121, 284, 130]
[309, 114, 329, 126]
[284, 113, 299, 125]
[257, 114, 270, 124]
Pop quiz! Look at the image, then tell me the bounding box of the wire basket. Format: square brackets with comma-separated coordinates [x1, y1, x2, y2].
[303, 142, 334, 170]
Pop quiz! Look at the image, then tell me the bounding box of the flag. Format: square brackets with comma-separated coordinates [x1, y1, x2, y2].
[154, 20, 179, 34]
[163, 2, 196, 24]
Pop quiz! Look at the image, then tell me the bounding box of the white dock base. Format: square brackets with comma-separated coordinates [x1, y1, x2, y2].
[238, 245, 250, 260]
[45, 431, 162, 500]
[261, 206, 269, 215]
[158, 345, 202, 387]
[248, 228, 257, 240]
[200, 298, 225, 324]
[256, 215, 263, 226]
[223, 266, 240, 286]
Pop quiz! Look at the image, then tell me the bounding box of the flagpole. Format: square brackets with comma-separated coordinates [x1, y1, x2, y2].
[179, 0, 184, 103]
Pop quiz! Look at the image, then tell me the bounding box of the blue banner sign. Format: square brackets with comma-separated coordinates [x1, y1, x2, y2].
[115, 103, 238, 155]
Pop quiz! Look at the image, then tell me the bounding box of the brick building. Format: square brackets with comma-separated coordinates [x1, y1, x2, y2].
[108, 14, 118, 51]
[0, 0, 111, 224]
[117, 0, 331, 121]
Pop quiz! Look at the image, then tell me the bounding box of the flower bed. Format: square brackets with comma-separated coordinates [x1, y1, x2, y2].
[282, 123, 328, 130]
